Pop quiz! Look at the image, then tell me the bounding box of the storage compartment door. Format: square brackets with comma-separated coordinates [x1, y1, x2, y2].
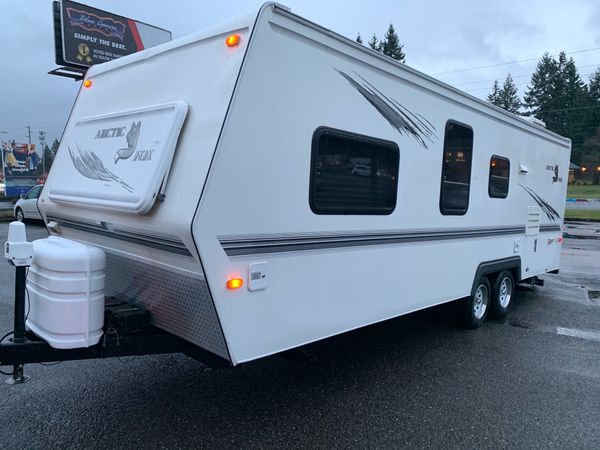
[48, 101, 188, 214]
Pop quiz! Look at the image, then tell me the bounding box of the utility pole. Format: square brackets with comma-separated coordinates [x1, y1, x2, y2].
[39, 130, 46, 176]
[26, 125, 33, 173]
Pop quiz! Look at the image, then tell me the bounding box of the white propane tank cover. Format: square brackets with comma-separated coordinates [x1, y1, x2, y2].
[26, 237, 106, 349]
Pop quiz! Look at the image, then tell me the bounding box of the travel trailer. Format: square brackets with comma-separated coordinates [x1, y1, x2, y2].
[1, 3, 570, 372]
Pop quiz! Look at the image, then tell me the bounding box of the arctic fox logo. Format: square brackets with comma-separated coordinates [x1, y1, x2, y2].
[546, 164, 562, 183]
[114, 121, 141, 164]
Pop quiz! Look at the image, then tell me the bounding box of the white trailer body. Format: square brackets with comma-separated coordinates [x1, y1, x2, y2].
[39, 3, 571, 365]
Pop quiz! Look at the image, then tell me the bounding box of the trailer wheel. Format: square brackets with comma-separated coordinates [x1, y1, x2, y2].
[490, 270, 514, 319]
[461, 276, 491, 329]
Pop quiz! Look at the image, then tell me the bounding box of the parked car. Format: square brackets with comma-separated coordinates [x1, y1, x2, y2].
[14, 184, 43, 222]
[351, 164, 371, 176]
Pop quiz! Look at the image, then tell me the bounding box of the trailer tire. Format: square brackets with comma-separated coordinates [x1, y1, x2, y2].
[490, 270, 514, 319]
[461, 276, 491, 329]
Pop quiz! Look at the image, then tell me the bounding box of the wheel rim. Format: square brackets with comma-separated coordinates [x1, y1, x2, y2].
[16, 210, 23, 222]
[499, 277, 513, 309]
[473, 284, 489, 320]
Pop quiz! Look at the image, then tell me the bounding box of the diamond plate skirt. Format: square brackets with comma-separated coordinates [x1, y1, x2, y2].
[104, 253, 230, 360]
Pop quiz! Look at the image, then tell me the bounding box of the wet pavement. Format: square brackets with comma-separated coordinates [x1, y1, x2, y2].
[0, 223, 598, 449]
[563, 221, 600, 240]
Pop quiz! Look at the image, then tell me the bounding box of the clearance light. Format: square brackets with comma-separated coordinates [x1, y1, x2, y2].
[557, 236, 564, 244]
[225, 34, 241, 47]
[226, 277, 244, 290]
[83, 79, 93, 89]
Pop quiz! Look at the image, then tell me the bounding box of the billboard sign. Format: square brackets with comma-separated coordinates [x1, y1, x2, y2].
[1, 142, 43, 197]
[54, 0, 171, 68]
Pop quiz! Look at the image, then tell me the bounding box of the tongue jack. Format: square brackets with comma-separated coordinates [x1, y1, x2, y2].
[4, 221, 33, 384]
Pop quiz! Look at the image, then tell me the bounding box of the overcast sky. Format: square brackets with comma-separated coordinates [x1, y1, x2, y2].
[1, 0, 599, 147]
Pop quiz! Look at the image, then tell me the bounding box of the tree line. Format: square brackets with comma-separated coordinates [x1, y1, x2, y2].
[356, 24, 406, 63]
[42, 138, 60, 171]
[354, 28, 597, 175]
[487, 52, 600, 174]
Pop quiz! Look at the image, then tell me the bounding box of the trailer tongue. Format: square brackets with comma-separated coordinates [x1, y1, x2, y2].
[0, 222, 227, 384]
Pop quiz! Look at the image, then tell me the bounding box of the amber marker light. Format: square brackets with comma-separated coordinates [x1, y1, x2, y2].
[225, 34, 241, 47]
[226, 277, 244, 290]
[83, 79, 93, 88]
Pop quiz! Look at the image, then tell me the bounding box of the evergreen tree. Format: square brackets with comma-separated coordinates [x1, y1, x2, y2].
[588, 69, 600, 142]
[381, 24, 405, 62]
[499, 74, 522, 113]
[523, 53, 559, 124]
[368, 34, 380, 52]
[487, 80, 501, 106]
[583, 68, 600, 180]
[589, 68, 600, 103]
[43, 144, 54, 172]
[582, 127, 600, 184]
[556, 53, 588, 131]
[524, 52, 592, 165]
[51, 138, 60, 153]
[355, 33, 363, 45]
[487, 75, 521, 114]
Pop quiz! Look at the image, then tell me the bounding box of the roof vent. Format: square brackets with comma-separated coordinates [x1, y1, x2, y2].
[523, 116, 546, 128]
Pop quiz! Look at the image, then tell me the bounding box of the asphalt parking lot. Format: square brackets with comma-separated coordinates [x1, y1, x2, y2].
[0, 222, 599, 449]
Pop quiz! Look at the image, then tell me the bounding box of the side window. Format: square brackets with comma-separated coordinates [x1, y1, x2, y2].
[310, 127, 399, 215]
[489, 156, 510, 198]
[26, 186, 41, 199]
[439, 121, 473, 215]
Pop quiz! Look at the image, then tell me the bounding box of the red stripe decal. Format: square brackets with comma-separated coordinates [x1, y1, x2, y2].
[128, 19, 144, 51]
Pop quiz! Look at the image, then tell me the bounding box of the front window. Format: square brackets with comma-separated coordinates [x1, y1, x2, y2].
[310, 127, 399, 215]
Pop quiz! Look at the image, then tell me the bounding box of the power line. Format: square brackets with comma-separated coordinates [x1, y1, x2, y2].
[553, 126, 600, 133]
[521, 104, 600, 114]
[0, 125, 64, 133]
[465, 72, 597, 93]
[454, 63, 600, 87]
[432, 46, 600, 76]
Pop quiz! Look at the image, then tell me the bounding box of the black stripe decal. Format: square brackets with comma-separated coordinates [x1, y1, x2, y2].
[47, 217, 193, 257]
[519, 184, 561, 222]
[335, 69, 437, 149]
[220, 226, 527, 256]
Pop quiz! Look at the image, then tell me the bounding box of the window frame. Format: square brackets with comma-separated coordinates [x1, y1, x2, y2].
[309, 126, 400, 215]
[488, 155, 510, 199]
[439, 120, 474, 216]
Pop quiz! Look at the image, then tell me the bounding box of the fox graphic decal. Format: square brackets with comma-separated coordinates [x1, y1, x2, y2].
[114, 121, 141, 163]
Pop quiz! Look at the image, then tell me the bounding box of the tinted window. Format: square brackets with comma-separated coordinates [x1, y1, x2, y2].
[439, 121, 473, 215]
[489, 156, 510, 198]
[310, 128, 399, 215]
[26, 186, 42, 199]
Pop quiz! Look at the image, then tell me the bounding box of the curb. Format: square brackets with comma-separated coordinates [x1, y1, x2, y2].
[563, 232, 600, 240]
[564, 218, 600, 224]
[0, 208, 14, 222]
